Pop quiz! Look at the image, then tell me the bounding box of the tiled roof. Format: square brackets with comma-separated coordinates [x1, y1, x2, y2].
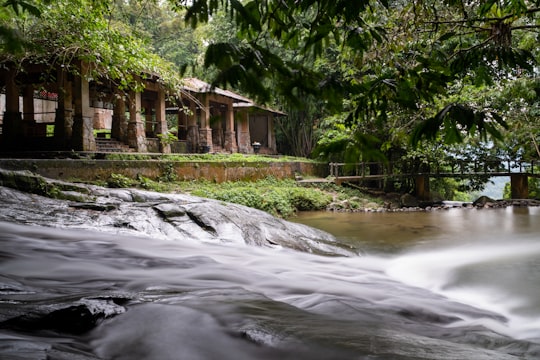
[182, 78, 286, 116]
[182, 78, 251, 103]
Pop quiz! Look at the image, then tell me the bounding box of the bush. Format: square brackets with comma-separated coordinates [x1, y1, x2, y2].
[289, 188, 332, 211]
[107, 173, 134, 188]
[189, 177, 333, 217]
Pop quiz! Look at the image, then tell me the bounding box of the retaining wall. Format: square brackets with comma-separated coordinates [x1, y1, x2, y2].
[0, 159, 327, 182]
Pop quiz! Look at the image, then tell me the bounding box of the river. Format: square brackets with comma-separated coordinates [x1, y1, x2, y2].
[1, 199, 540, 358]
[293, 207, 540, 342]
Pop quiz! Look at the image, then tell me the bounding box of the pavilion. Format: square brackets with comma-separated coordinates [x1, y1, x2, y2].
[0, 62, 284, 155]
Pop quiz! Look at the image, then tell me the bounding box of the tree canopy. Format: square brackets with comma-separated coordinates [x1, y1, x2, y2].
[172, 0, 540, 158]
[2, 0, 540, 167]
[0, 0, 183, 92]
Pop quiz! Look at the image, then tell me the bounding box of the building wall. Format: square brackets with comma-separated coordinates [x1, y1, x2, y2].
[0, 94, 57, 124]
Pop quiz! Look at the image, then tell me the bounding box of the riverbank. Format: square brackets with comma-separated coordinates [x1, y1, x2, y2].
[66, 174, 540, 217]
[1, 157, 539, 218]
[92, 174, 389, 218]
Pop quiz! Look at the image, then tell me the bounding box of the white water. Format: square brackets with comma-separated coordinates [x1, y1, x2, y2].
[386, 240, 540, 340]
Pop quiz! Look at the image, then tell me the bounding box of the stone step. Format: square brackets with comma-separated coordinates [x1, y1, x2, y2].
[95, 138, 133, 152]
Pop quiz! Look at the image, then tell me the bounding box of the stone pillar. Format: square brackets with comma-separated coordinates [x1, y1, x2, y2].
[72, 62, 96, 151]
[3, 68, 22, 147]
[224, 100, 237, 153]
[55, 67, 73, 148]
[511, 174, 529, 199]
[111, 92, 127, 142]
[198, 95, 212, 152]
[127, 91, 147, 152]
[186, 101, 198, 153]
[414, 175, 430, 201]
[155, 88, 170, 153]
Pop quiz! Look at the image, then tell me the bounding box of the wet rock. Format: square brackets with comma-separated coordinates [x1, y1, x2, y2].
[397, 308, 462, 325]
[0, 168, 352, 256]
[400, 193, 419, 208]
[70, 202, 118, 212]
[0, 169, 50, 196]
[473, 195, 496, 207]
[0, 298, 126, 335]
[153, 203, 187, 218]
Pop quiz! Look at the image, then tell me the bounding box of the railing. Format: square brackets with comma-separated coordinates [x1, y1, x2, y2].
[329, 159, 538, 181]
[430, 159, 538, 176]
[329, 162, 396, 178]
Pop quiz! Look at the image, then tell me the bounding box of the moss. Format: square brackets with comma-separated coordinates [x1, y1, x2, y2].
[103, 152, 318, 163]
[0, 169, 94, 201]
[0, 169, 51, 196]
[54, 191, 91, 202]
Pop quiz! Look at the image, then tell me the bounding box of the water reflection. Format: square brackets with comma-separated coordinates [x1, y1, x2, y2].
[292, 207, 540, 254]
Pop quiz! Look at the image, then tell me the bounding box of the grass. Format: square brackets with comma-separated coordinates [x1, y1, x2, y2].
[102, 152, 317, 163]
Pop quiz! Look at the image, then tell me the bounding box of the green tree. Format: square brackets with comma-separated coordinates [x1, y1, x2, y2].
[0, 0, 43, 53]
[109, 0, 202, 73]
[173, 0, 540, 149]
[1, 0, 182, 93]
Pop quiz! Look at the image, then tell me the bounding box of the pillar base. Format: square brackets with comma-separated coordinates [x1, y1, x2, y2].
[414, 175, 431, 201]
[199, 128, 213, 153]
[127, 121, 147, 152]
[186, 125, 199, 153]
[511, 174, 529, 199]
[72, 115, 96, 151]
[224, 130, 238, 153]
[54, 108, 74, 149]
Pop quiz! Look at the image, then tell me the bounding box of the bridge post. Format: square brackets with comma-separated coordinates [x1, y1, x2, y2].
[415, 175, 430, 201]
[510, 174, 529, 199]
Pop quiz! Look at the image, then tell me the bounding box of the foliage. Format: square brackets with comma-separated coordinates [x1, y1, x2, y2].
[136, 174, 170, 192]
[0, 0, 43, 53]
[103, 153, 315, 163]
[169, 0, 540, 165]
[158, 162, 178, 182]
[1, 0, 183, 94]
[107, 173, 135, 188]
[157, 132, 179, 146]
[110, 0, 202, 73]
[186, 177, 332, 217]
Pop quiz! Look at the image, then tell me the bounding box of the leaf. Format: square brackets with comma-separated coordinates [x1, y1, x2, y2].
[411, 103, 508, 148]
[438, 31, 456, 42]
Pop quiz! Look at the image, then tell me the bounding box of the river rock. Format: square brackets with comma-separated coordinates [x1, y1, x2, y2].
[0, 168, 353, 256]
[473, 195, 497, 207]
[1, 299, 126, 335]
[400, 193, 419, 207]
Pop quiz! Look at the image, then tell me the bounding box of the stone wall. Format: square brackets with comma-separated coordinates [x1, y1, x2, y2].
[0, 159, 328, 183]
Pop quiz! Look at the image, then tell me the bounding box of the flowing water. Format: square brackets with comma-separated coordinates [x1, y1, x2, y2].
[1, 205, 540, 359]
[293, 208, 540, 342]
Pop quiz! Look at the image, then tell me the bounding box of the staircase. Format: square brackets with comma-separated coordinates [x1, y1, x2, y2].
[95, 137, 134, 153]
